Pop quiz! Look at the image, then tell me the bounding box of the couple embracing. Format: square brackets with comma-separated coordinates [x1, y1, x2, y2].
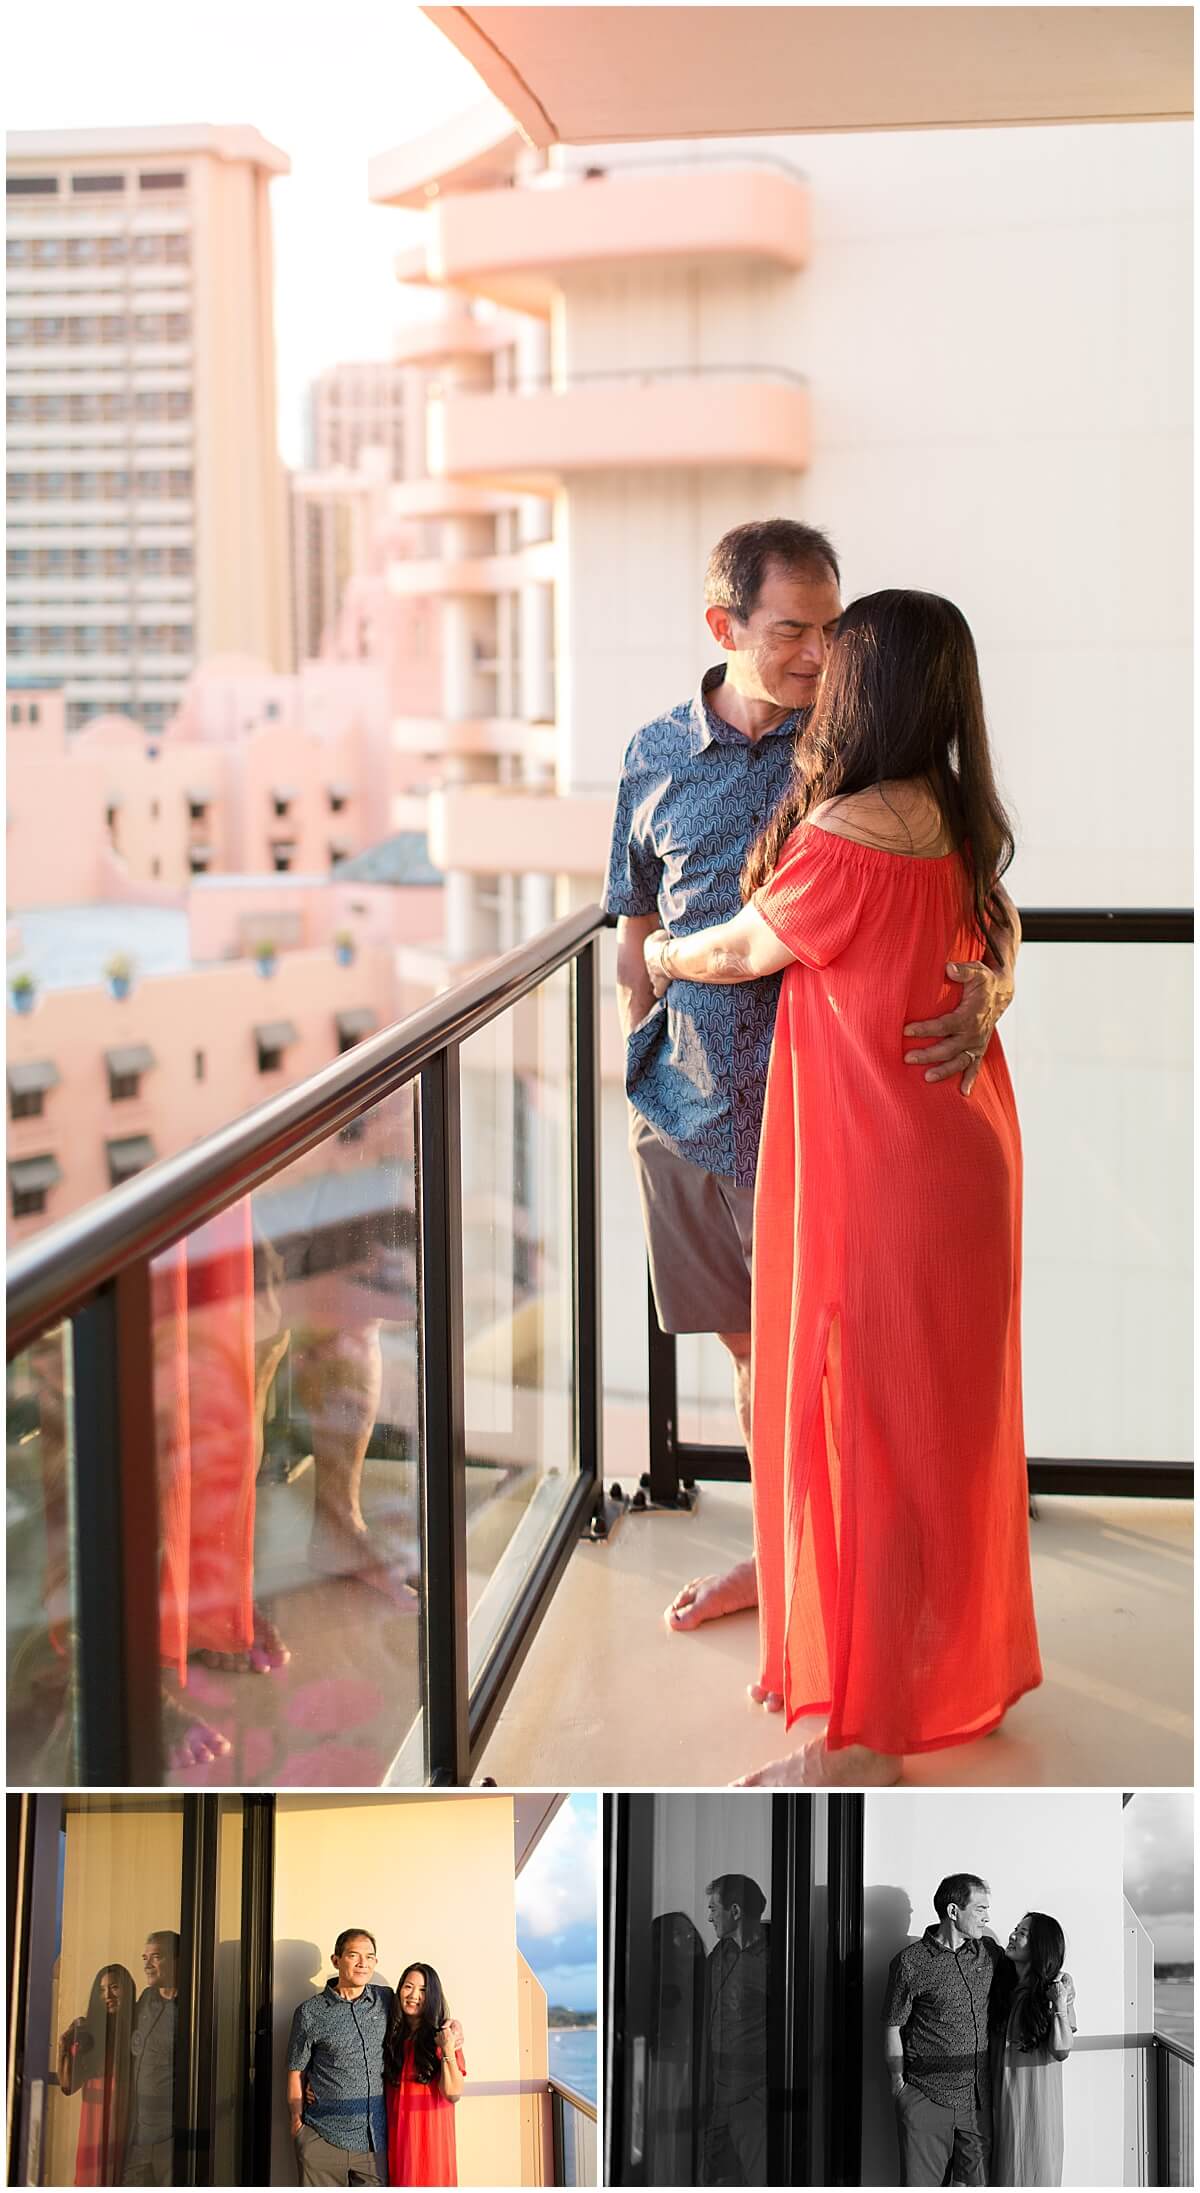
[287, 1930, 466, 2188]
[606, 517, 1042, 1783]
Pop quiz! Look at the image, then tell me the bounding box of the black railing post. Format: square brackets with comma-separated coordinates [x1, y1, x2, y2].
[417, 1048, 470, 1785]
[73, 1265, 163, 1785]
[645, 1270, 681, 1506]
[826, 1794, 864, 2188]
[551, 2085, 566, 2186]
[177, 1795, 219, 2186]
[572, 939, 603, 1507]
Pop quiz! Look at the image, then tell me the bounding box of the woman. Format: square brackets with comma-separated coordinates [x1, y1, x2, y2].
[644, 590, 1042, 1785]
[990, 1912, 1076, 2185]
[384, 1962, 467, 2187]
[57, 1963, 135, 2185]
[647, 1912, 706, 2184]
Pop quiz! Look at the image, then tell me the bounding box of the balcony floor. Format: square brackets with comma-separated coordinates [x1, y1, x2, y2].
[479, 1486, 1193, 1788]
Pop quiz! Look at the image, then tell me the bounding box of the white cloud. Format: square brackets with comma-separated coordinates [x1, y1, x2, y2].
[516, 1795, 598, 1942]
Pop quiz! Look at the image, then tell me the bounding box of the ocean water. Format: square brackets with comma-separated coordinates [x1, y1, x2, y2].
[1155, 1976, 1194, 2051]
[549, 2025, 598, 2106]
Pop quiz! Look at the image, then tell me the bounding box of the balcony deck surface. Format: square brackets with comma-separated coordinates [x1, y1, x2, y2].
[479, 1486, 1193, 1788]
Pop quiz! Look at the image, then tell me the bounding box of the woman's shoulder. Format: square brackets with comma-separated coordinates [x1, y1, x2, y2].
[808, 782, 954, 855]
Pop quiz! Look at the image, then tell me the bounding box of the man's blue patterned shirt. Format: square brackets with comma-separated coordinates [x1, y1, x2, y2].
[602, 665, 804, 1186]
[287, 1980, 394, 2154]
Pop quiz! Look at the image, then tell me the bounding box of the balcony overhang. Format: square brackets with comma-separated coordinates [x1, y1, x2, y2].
[428, 785, 611, 876]
[388, 540, 556, 597]
[432, 375, 809, 491]
[392, 311, 516, 367]
[417, 166, 809, 311]
[394, 715, 558, 766]
[369, 101, 524, 208]
[388, 478, 514, 522]
[420, 7, 1192, 142]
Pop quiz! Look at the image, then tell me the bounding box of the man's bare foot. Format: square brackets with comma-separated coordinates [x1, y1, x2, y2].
[747, 1682, 784, 1712]
[664, 1559, 757, 1631]
[733, 1737, 903, 1788]
[191, 1604, 291, 1675]
[161, 1689, 233, 1770]
[308, 1517, 419, 1607]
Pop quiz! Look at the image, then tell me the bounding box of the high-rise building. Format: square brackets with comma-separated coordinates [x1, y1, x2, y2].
[6, 125, 292, 735]
[289, 447, 390, 666]
[304, 358, 408, 473]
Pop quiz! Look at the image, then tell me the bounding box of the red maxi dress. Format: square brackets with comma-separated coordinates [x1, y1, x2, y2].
[750, 825, 1042, 1755]
[387, 2041, 467, 2187]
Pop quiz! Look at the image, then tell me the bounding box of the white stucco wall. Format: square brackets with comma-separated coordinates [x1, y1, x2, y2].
[861, 1790, 1128, 2187]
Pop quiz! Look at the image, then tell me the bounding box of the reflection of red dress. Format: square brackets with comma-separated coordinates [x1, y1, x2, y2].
[386, 2041, 466, 2188]
[61, 2037, 130, 2186]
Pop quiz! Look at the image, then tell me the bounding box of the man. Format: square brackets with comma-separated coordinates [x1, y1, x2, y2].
[882, 1873, 1001, 2186]
[602, 518, 1015, 1655]
[699, 1873, 770, 2186]
[287, 1929, 393, 2187]
[122, 1931, 180, 2186]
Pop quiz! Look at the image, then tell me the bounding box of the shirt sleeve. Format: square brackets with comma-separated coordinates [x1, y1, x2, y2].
[753, 824, 870, 968]
[286, 2004, 312, 2073]
[601, 743, 663, 918]
[881, 1952, 914, 2029]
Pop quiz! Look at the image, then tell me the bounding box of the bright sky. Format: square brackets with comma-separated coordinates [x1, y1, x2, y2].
[515, 1794, 598, 2014]
[1123, 1792, 1194, 1964]
[8, 0, 491, 464]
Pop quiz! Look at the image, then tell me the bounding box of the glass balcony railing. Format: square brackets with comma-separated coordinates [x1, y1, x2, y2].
[6, 907, 606, 1788]
[5, 903, 1193, 1786]
[548, 2077, 598, 2187]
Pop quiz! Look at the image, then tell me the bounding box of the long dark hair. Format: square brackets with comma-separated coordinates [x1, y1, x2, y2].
[384, 1962, 448, 2086]
[741, 589, 1015, 957]
[989, 1914, 1067, 2051]
[83, 1964, 136, 2073]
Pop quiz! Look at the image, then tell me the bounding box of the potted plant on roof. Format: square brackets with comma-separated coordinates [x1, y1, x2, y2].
[104, 952, 134, 1001]
[254, 937, 278, 979]
[9, 970, 36, 1016]
[333, 927, 356, 967]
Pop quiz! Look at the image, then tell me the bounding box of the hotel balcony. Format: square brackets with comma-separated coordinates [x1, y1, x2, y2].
[428, 784, 611, 878]
[393, 716, 559, 768]
[392, 307, 526, 367]
[388, 538, 556, 597]
[5, 905, 1192, 1795]
[399, 163, 810, 313]
[388, 476, 514, 523]
[431, 367, 810, 492]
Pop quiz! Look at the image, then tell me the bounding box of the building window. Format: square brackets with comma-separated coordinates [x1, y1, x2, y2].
[71, 172, 125, 193]
[9, 1089, 45, 1121]
[8, 1155, 61, 1215]
[11, 1179, 48, 1217]
[151, 858, 161, 877]
[108, 1070, 140, 1102]
[29, 704, 39, 725]
[7, 176, 59, 195]
[271, 843, 294, 873]
[194, 1049, 205, 1081]
[140, 170, 186, 190]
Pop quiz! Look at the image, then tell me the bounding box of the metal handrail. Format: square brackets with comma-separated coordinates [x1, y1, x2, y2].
[1154, 2030, 1196, 2066]
[6, 902, 610, 1357]
[548, 2075, 599, 2122]
[477, 363, 809, 393]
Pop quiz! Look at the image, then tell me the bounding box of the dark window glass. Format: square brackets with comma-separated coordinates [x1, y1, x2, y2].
[6, 176, 58, 195]
[139, 170, 186, 189]
[9, 1089, 44, 1121]
[70, 172, 125, 193]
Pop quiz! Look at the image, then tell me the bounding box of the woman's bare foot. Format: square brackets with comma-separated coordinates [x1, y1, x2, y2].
[733, 1737, 903, 1788]
[190, 1604, 291, 1675]
[664, 1558, 757, 1631]
[161, 1689, 233, 1770]
[747, 1682, 784, 1712]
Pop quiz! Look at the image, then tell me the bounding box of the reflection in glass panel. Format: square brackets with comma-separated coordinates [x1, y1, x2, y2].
[7, 1325, 79, 1785]
[44, 1796, 185, 2188]
[619, 1793, 774, 2187]
[677, 1334, 741, 1451]
[458, 970, 578, 1682]
[151, 1081, 422, 1789]
[213, 1798, 245, 2184]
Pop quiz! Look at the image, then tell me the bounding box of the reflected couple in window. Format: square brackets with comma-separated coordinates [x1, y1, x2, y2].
[647, 1874, 768, 2188]
[57, 1932, 179, 2186]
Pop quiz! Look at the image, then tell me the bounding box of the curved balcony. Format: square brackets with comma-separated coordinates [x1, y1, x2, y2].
[388, 539, 555, 597]
[393, 715, 558, 767]
[416, 165, 809, 312]
[393, 310, 515, 367]
[389, 477, 514, 522]
[428, 784, 611, 878]
[432, 367, 809, 492]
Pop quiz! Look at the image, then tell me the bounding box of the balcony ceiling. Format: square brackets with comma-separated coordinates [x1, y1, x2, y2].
[421, 7, 1192, 143]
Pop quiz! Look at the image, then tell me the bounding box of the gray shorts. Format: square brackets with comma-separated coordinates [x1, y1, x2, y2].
[294, 2123, 383, 2187]
[629, 1107, 755, 1336]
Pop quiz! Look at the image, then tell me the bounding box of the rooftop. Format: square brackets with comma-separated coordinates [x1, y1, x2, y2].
[7, 123, 290, 175]
[7, 905, 191, 990]
[331, 831, 444, 887]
